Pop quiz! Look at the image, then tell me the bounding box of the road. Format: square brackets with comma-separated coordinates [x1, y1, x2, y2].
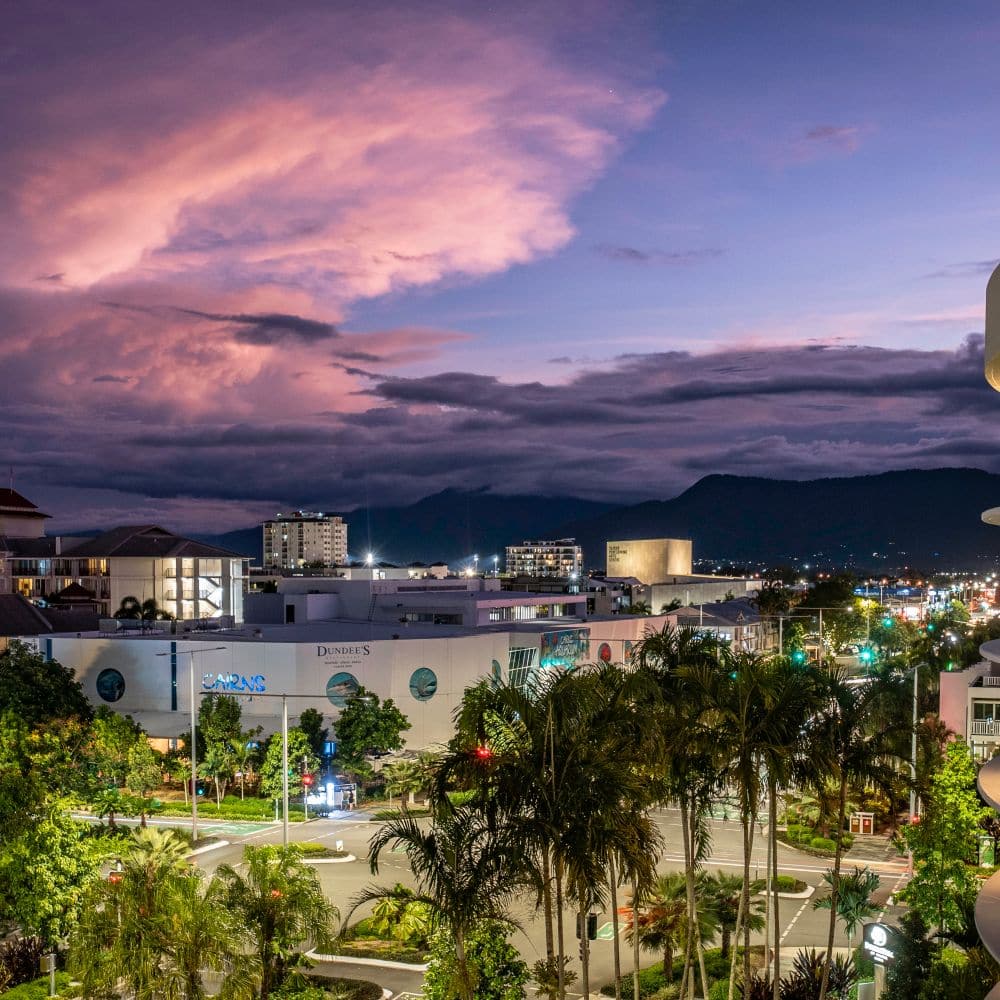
[179, 808, 909, 999]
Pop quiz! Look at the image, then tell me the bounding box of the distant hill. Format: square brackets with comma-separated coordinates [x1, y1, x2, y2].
[553, 468, 1000, 571]
[195, 489, 620, 565]
[194, 469, 1000, 571]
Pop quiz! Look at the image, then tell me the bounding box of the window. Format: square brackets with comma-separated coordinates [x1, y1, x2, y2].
[508, 647, 538, 692]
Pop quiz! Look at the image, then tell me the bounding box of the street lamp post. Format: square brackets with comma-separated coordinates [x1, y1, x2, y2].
[155, 644, 226, 843]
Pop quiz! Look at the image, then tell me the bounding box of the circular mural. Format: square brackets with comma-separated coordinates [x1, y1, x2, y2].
[598, 642, 613, 663]
[409, 667, 438, 701]
[326, 671, 359, 708]
[96, 668, 125, 703]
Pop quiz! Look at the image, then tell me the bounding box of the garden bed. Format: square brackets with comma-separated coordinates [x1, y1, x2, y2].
[777, 829, 852, 858]
[599, 946, 763, 997]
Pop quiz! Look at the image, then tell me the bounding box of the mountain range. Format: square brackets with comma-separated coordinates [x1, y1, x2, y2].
[198, 468, 1000, 571]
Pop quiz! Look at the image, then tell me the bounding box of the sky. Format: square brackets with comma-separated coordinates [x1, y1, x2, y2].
[3, 0, 1000, 535]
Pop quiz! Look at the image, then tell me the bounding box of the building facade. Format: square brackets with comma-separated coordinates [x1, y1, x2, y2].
[263, 512, 348, 569]
[505, 539, 582, 578]
[605, 538, 693, 584]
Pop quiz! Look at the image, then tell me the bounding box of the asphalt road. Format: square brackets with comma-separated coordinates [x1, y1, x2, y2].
[183, 808, 910, 999]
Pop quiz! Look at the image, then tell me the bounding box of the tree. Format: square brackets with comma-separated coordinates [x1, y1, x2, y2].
[217, 845, 337, 999]
[383, 758, 425, 805]
[902, 740, 989, 935]
[423, 921, 528, 1000]
[813, 866, 880, 952]
[882, 911, 934, 1000]
[70, 828, 249, 999]
[808, 671, 910, 1000]
[298, 707, 328, 759]
[259, 728, 319, 805]
[125, 738, 163, 825]
[624, 873, 691, 982]
[0, 808, 100, 947]
[114, 595, 173, 620]
[0, 641, 91, 727]
[362, 802, 521, 1000]
[199, 740, 234, 807]
[702, 871, 765, 959]
[89, 706, 144, 787]
[334, 686, 410, 767]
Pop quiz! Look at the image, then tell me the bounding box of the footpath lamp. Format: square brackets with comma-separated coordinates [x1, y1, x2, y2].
[155, 644, 226, 843]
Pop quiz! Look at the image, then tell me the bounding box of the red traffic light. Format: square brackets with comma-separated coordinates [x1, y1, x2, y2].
[474, 744, 493, 761]
[301, 774, 315, 787]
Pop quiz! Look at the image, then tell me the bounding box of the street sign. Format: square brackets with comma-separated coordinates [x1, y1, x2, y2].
[862, 922, 900, 966]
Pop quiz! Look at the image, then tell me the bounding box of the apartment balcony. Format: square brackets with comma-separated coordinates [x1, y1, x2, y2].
[972, 720, 1000, 736]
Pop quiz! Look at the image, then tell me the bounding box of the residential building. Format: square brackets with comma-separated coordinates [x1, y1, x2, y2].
[505, 538, 582, 578]
[263, 511, 347, 569]
[661, 598, 775, 653]
[3, 513, 249, 622]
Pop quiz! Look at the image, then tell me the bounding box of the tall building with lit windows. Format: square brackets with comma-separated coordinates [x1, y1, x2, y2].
[263, 511, 348, 570]
[505, 538, 582, 578]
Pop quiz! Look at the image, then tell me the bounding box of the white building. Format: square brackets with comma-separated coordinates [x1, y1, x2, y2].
[4, 519, 248, 622]
[263, 512, 348, 569]
[29, 575, 672, 748]
[505, 539, 582, 578]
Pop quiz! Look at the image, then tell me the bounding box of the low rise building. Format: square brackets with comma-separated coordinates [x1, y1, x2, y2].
[940, 640, 1000, 760]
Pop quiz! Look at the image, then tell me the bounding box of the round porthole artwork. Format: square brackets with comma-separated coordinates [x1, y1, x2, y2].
[96, 668, 126, 703]
[326, 671, 359, 708]
[598, 642, 613, 663]
[409, 667, 438, 701]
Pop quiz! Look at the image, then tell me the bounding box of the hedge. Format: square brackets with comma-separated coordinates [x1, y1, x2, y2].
[600, 948, 733, 997]
[810, 836, 838, 852]
[774, 874, 807, 893]
[157, 797, 305, 821]
[1, 974, 71, 999]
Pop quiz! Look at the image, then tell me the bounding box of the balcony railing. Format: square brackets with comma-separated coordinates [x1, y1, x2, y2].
[972, 720, 1000, 736]
[984, 677, 1000, 687]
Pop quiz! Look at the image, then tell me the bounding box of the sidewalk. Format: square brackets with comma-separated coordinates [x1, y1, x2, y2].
[843, 835, 899, 864]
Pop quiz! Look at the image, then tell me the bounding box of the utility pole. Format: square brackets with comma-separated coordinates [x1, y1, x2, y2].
[282, 693, 289, 847]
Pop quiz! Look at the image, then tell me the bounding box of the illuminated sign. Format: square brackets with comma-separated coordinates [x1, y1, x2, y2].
[203, 672, 266, 693]
[540, 628, 589, 669]
[862, 922, 899, 966]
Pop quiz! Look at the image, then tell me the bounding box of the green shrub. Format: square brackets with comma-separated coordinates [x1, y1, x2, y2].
[775, 874, 807, 893]
[318, 979, 382, 1000]
[810, 836, 838, 853]
[297, 841, 328, 854]
[786, 823, 803, 841]
[333, 939, 429, 963]
[157, 795, 305, 821]
[372, 807, 430, 821]
[708, 982, 729, 1000]
[796, 827, 816, 843]
[1, 974, 71, 999]
[446, 790, 475, 807]
[839, 832, 854, 849]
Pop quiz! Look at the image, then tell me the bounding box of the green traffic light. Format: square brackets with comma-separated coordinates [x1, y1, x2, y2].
[926, 623, 936, 632]
[859, 648, 873, 664]
[791, 649, 806, 665]
[881, 617, 893, 628]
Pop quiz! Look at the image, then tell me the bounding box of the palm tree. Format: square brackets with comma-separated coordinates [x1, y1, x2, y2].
[199, 740, 234, 806]
[382, 759, 424, 805]
[70, 828, 248, 999]
[703, 871, 765, 959]
[114, 595, 173, 621]
[808, 672, 909, 1000]
[624, 873, 700, 982]
[813, 866, 880, 954]
[359, 801, 521, 1000]
[216, 844, 338, 999]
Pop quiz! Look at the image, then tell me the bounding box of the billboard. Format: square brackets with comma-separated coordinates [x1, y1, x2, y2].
[540, 628, 590, 669]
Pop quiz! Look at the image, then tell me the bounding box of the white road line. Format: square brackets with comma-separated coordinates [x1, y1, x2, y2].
[779, 899, 812, 943]
[878, 872, 909, 921]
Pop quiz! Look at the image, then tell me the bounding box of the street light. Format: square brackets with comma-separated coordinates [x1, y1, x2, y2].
[155, 644, 226, 843]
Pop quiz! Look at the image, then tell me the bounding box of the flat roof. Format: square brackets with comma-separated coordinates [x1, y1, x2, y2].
[46, 616, 612, 644]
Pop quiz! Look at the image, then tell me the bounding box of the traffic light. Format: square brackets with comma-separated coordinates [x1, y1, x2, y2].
[791, 648, 807, 666]
[474, 744, 493, 762]
[926, 622, 936, 633]
[576, 913, 598, 939]
[881, 616, 894, 629]
[858, 647, 874, 665]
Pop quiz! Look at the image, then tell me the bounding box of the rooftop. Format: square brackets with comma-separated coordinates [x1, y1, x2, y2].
[64, 525, 249, 560]
[0, 488, 50, 517]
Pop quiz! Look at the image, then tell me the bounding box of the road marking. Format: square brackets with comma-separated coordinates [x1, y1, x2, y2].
[595, 921, 619, 940]
[779, 899, 812, 943]
[878, 872, 909, 920]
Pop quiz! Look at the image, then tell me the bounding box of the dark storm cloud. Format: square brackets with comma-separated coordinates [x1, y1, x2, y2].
[92, 374, 131, 383]
[176, 309, 339, 344]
